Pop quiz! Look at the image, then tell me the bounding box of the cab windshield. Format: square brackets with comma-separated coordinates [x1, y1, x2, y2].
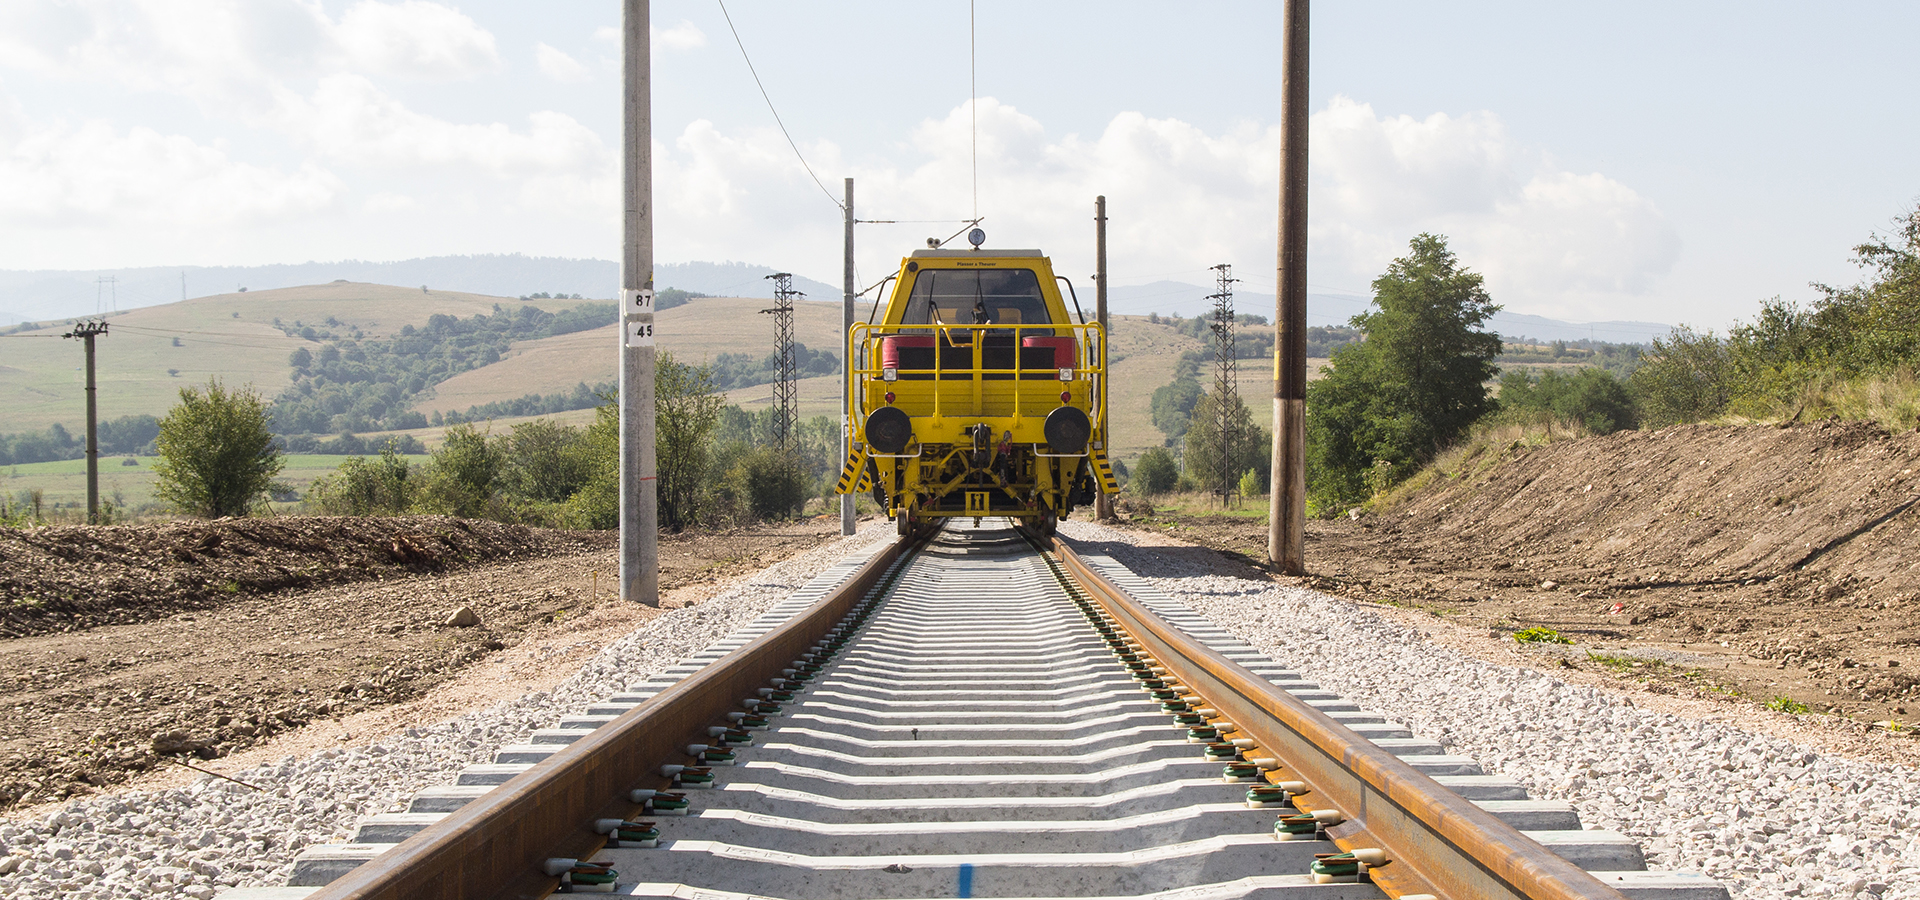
[901, 268, 1053, 335]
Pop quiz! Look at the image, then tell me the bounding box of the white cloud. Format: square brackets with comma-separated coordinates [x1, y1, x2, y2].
[535, 43, 591, 83]
[334, 1, 501, 80]
[0, 111, 341, 229]
[0, 0, 499, 108]
[272, 74, 610, 175]
[655, 20, 708, 51]
[1308, 96, 1680, 313]
[648, 97, 1678, 320]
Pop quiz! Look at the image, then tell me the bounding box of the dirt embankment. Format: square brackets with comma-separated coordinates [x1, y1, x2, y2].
[0, 515, 841, 811]
[0, 517, 588, 638]
[1132, 420, 1920, 728]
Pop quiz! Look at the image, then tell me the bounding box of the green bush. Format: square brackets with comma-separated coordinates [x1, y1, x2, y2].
[1498, 367, 1638, 434]
[1512, 626, 1571, 645]
[1236, 467, 1262, 499]
[727, 447, 810, 520]
[1132, 447, 1180, 496]
[153, 379, 285, 518]
[414, 423, 503, 518]
[307, 442, 416, 515]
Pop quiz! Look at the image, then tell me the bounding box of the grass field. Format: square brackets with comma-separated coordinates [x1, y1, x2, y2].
[1, 282, 567, 434]
[2, 453, 426, 516]
[413, 296, 846, 417]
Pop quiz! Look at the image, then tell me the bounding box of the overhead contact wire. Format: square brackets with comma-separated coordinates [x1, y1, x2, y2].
[715, 0, 843, 212]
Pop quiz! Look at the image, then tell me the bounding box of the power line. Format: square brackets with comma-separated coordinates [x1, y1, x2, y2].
[714, 0, 843, 211]
[970, 0, 978, 222]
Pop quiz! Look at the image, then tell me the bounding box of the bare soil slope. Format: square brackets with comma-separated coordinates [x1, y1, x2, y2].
[1130, 420, 1920, 728]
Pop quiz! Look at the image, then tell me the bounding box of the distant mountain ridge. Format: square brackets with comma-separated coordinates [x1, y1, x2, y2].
[0, 256, 838, 325]
[1106, 281, 1675, 345]
[0, 256, 1671, 345]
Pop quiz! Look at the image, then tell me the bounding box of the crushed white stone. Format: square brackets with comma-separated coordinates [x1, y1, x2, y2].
[0, 524, 891, 900]
[1061, 519, 1920, 900]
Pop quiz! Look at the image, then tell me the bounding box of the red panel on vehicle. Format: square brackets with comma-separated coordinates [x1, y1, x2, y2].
[1020, 336, 1078, 368]
[881, 335, 935, 368]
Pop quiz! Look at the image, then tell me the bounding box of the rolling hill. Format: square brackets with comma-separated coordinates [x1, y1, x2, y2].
[3, 281, 1313, 474]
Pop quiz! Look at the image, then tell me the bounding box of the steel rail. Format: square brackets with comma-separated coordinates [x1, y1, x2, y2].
[300, 534, 919, 900]
[1049, 536, 1631, 900]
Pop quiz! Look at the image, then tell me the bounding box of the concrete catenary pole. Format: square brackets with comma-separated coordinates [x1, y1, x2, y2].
[64, 319, 108, 524]
[1268, 0, 1309, 575]
[1094, 196, 1113, 521]
[620, 0, 660, 604]
[841, 178, 857, 535]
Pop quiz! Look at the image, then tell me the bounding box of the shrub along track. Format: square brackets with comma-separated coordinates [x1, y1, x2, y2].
[0, 515, 840, 811]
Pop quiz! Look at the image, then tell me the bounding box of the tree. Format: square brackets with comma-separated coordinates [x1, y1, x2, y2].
[1150, 376, 1203, 443]
[1307, 234, 1502, 508]
[1132, 447, 1180, 495]
[153, 379, 285, 517]
[656, 353, 726, 529]
[1182, 389, 1269, 494]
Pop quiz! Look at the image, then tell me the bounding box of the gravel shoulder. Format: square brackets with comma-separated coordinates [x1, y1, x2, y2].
[1062, 519, 1920, 900]
[0, 517, 892, 897]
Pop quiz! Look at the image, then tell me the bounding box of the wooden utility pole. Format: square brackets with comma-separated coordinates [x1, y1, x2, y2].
[1268, 0, 1309, 575]
[841, 178, 857, 535]
[620, 0, 660, 604]
[1094, 196, 1113, 520]
[64, 319, 109, 524]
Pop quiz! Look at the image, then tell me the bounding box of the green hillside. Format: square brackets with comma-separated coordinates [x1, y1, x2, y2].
[0, 282, 550, 435]
[3, 281, 1327, 485]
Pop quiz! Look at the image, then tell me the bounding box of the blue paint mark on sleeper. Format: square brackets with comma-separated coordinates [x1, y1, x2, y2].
[957, 861, 974, 898]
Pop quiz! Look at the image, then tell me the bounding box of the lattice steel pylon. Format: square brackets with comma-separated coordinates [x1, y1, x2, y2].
[762, 273, 804, 450]
[1206, 263, 1239, 502]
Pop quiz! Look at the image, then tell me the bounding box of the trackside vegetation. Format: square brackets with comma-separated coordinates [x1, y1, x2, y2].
[1124, 199, 1920, 516]
[301, 353, 842, 529]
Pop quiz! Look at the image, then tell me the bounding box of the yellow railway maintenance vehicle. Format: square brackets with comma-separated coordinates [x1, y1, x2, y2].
[835, 235, 1119, 535]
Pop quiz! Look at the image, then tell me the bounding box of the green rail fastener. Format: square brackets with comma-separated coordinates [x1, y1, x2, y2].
[1221, 762, 1261, 782]
[561, 860, 618, 892]
[1246, 785, 1293, 808]
[661, 765, 714, 787]
[596, 818, 660, 849]
[632, 789, 690, 815]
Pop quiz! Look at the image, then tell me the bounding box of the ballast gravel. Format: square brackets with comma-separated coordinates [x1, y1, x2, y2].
[0, 524, 890, 900]
[1060, 519, 1920, 900]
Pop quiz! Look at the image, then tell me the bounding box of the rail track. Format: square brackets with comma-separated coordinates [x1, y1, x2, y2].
[221, 521, 1727, 900]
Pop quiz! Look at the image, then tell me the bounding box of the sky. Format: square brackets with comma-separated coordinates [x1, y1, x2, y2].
[2, 1, 1917, 331]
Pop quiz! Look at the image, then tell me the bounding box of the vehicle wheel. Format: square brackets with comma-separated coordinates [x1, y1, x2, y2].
[896, 511, 913, 537]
